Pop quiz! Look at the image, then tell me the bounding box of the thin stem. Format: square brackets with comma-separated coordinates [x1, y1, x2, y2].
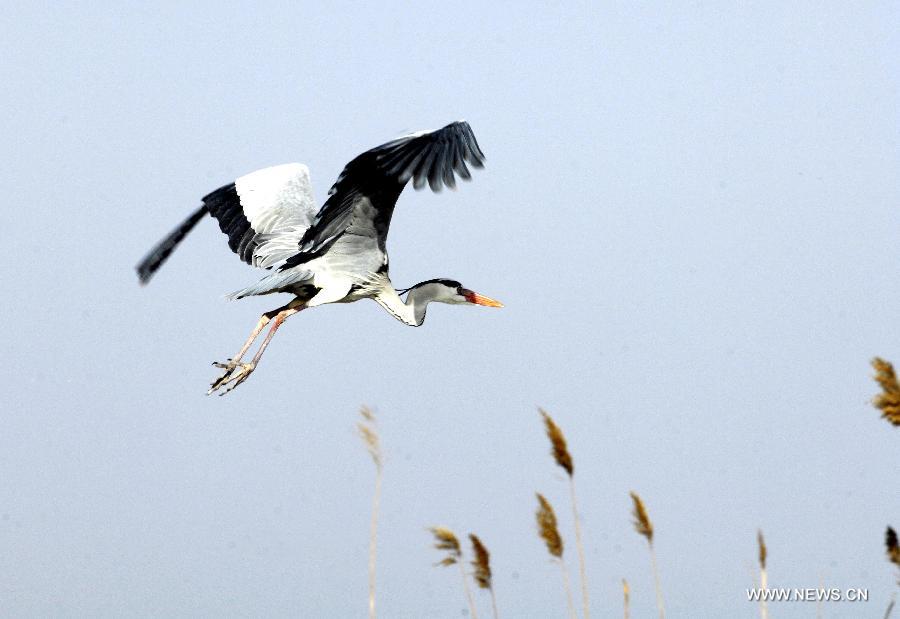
[648, 542, 665, 619]
[885, 592, 896, 619]
[623, 579, 630, 619]
[569, 477, 590, 619]
[759, 566, 768, 619]
[559, 559, 578, 619]
[489, 587, 500, 619]
[367, 466, 382, 619]
[458, 560, 479, 619]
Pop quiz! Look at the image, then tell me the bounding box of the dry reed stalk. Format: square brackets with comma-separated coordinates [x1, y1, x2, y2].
[540, 409, 589, 619]
[871, 358, 900, 426]
[757, 530, 768, 619]
[630, 492, 664, 619]
[469, 534, 499, 619]
[622, 579, 630, 619]
[357, 407, 383, 619]
[536, 493, 577, 619]
[430, 526, 478, 619]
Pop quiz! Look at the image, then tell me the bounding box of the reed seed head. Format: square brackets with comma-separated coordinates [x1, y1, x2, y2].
[757, 529, 767, 570]
[357, 406, 382, 470]
[430, 526, 462, 567]
[887, 526, 900, 568]
[871, 358, 900, 426]
[630, 491, 654, 544]
[536, 493, 564, 558]
[540, 408, 573, 476]
[469, 534, 493, 590]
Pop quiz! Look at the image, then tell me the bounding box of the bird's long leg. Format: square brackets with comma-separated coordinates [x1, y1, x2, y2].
[208, 308, 280, 392]
[208, 299, 301, 394]
[213, 309, 278, 370]
[213, 305, 303, 395]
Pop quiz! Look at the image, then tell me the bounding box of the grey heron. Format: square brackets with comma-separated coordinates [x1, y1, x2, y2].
[136, 120, 501, 394]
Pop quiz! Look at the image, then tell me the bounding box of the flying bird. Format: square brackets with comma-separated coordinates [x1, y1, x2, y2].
[136, 120, 501, 394]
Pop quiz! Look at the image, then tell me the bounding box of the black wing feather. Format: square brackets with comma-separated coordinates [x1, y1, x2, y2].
[281, 120, 485, 269]
[202, 183, 259, 264]
[134, 184, 255, 284]
[135, 205, 208, 284]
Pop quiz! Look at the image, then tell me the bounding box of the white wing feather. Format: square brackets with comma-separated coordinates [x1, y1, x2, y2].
[234, 163, 318, 268]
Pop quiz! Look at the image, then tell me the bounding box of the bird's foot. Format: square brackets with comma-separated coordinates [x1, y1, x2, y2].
[207, 358, 239, 390]
[207, 361, 255, 395]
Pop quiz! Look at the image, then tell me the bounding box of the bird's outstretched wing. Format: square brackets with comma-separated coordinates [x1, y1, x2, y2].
[204, 163, 318, 268]
[281, 120, 485, 269]
[135, 163, 318, 284]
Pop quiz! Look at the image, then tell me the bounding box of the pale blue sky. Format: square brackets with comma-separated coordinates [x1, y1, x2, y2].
[1, 2, 898, 617]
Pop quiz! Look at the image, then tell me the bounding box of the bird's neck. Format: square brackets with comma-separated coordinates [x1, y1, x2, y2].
[374, 285, 430, 326]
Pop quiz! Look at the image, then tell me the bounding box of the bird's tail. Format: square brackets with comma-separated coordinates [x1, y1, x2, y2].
[227, 268, 314, 300]
[135, 205, 209, 284]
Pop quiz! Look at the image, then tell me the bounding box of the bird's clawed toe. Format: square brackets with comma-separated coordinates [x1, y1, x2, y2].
[207, 359, 238, 393]
[207, 361, 256, 395]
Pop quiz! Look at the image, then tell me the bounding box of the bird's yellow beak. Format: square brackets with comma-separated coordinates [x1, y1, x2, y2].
[464, 291, 504, 308]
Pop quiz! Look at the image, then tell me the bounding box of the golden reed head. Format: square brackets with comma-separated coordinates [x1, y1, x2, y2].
[468, 534, 493, 590]
[536, 493, 564, 558]
[871, 358, 900, 426]
[430, 526, 462, 567]
[630, 491, 654, 544]
[540, 409, 574, 476]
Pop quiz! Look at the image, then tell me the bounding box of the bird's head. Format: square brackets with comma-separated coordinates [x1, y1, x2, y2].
[400, 278, 503, 308]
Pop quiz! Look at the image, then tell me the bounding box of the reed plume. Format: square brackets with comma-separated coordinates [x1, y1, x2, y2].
[871, 358, 900, 426]
[757, 530, 769, 619]
[358, 407, 382, 469]
[622, 579, 630, 619]
[536, 493, 576, 619]
[357, 407, 383, 619]
[537, 493, 564, 558]
[430, 526, 478, 619]
[469, 534, 499, 619]
[630, 492, 664, 619]
[430, 526, 462, 564]
[758, 530, 767, 570]
[884, 527, 900, 617]
[888, 527, 900, 569]
[541, 409, 573, 475]
[630, 492, 653, 542]
[469, 534, 492, 588]
[540, 409, 589, 619]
